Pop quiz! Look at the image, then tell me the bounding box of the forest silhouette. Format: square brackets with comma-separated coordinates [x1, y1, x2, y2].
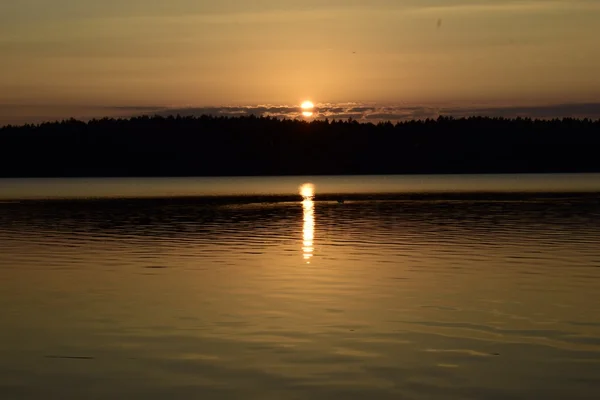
[0, 115, 599, 177]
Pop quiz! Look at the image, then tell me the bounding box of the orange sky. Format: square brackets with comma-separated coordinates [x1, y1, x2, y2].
[1, 0, 600, 124]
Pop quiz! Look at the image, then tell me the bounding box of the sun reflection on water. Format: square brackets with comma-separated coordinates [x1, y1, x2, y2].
[299, 183, 315, 263]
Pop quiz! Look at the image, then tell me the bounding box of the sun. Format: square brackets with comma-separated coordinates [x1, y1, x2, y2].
[301, 101, 315, 110]
[301, 101, 315, 118]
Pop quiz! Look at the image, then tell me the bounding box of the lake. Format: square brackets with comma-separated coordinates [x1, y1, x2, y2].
[1, 174, 599, 399]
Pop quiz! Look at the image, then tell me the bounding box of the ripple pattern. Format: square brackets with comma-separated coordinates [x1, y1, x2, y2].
[1, 195, 600, 399]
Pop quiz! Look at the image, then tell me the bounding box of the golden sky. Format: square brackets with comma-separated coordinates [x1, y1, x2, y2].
[1, 0, 600, 123]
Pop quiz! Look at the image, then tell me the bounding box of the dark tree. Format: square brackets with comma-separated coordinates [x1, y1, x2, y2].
[0, 115, 599, 177]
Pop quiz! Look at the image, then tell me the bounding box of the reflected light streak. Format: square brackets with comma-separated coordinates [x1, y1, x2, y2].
[299, 183, 315, 263]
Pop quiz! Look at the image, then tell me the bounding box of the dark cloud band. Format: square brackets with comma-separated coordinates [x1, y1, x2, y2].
[2, 102, 600, 127]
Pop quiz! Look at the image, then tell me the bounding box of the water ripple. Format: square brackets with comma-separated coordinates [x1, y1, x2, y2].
[1, 192, 600, 398]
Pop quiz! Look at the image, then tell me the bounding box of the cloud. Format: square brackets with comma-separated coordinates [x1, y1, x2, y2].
[8, 0, 595, 29]
[444, 103, 600, 119]
[404, 0, 600, 15]
[2, 102, 600, 127]
[145, 102, 600, 122]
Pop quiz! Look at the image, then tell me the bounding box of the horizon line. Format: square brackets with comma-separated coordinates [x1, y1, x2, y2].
[3, 101, 600, 127]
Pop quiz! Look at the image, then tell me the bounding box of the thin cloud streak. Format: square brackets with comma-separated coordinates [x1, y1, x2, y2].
[407, 0, 600, 15]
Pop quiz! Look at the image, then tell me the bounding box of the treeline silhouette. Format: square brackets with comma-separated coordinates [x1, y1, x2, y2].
[0, 115, 599, 177]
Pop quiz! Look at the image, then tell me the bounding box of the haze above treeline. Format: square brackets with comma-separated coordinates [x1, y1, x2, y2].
[0, 115, 599, 177]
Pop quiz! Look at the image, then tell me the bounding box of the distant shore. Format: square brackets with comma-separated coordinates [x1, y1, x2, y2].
[1, 115, 599, 178]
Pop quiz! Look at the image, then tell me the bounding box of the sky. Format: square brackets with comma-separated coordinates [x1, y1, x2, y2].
[1, 0, 600, 125]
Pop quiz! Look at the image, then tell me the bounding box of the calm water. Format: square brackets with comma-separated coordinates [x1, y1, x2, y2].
[1, 175, 600, 399]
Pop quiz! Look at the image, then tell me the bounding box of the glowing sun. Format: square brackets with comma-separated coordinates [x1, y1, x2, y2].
[301, 101, 315, 110]
[301, 101, 315, 118]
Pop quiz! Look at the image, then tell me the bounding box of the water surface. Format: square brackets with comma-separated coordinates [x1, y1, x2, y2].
[1, 173, 600, 200]
[1, 175, 599, 399]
